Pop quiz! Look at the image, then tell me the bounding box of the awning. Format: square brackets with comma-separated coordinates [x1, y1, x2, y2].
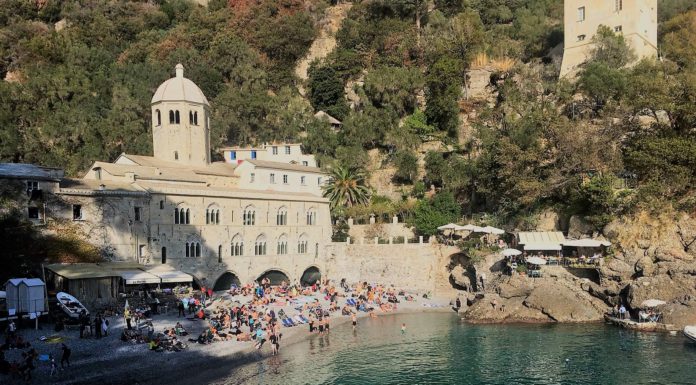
[523, 243, 562, 251]
[562, 239, 612, 247]
[118, 270, 161, 285]
[150, 270, 192, 284]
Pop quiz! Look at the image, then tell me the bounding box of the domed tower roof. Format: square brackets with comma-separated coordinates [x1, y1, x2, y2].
[151, 64, 209, 106]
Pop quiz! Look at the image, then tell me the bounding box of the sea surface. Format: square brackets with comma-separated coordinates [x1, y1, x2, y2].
[217, 313, 695, 385]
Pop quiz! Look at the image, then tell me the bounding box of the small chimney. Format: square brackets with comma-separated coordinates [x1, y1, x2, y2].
[175, 63, 184, 78]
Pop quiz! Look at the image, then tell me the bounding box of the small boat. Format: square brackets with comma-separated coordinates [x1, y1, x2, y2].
[56, 292, 89, 319]
[684, 326, 696, 343]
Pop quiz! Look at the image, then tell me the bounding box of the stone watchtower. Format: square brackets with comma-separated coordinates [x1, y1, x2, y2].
[150, 64, 211, 165]
[560, 0, 657, 77]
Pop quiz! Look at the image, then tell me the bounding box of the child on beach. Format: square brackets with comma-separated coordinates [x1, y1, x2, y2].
[401, 323, 406, 334]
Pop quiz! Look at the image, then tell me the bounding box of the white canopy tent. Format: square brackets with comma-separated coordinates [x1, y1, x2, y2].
[481, 226, 505, 235]
[562, 239, 612, 247]
[118, 270, 161, 285]
[501, 248, 522, 257]
[523, 243, 563, 251]
[526, 256, 548, 265]
[147, 268, 193, 284]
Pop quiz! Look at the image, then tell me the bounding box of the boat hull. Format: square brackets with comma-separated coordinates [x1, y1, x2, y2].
[56, 292, 89, 319]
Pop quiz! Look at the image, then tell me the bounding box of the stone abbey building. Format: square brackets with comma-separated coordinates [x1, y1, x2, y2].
[4, 65, 332, 290]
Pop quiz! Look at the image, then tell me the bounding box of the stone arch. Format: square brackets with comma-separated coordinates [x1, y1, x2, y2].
[300, 266, 321, 286]
[213, 271, 241, 291]
[256, 269, 290, 285]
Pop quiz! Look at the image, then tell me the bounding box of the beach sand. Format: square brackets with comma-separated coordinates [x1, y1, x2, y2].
[3, 293, 452, 385]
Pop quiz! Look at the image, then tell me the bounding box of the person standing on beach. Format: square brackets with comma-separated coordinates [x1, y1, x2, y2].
[178, 300, 185, 317]
[94, 314, 102, 339]
[60, 343, 71, 369]
[124, 307, 132, 330]
[269, 332, 279, 355]
[401, 323, 406, 334]
[351, 313, 357, 330]
[101, 316, 109, 337]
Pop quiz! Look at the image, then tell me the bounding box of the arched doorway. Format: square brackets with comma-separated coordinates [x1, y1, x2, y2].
[214, 272, 241, 291]
[161, 247, 167, 264]
[256, 270, 290, 286]
[300, 266, 321, 286]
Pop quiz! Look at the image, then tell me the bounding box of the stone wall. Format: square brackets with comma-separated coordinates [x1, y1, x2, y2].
[347, 221, 415, 241]
[324, 242, 451, 294]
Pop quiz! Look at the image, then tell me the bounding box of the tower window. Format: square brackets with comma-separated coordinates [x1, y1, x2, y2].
[159, 200, 164, 210]
[169, 110, 175, 124]
[134, 207, 141, 221]
[175, 110, 180, 124]
[189, 111, 194, 125]
[156, 109, 161, 126]
[72, 205, 83, 220]
[194, 111, 198, 125]
[577, 6, 585, 22]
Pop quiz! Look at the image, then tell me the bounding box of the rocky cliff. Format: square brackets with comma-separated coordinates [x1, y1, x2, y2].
[453, 211, 696, 328]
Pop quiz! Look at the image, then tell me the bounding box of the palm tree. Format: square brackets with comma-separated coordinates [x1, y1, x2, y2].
[322, 165, 371, 210]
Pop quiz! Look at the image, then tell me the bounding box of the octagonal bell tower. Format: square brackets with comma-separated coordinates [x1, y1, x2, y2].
[150, 64, 211, 165]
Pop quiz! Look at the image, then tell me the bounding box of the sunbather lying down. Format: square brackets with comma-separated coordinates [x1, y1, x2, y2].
[380, 303, 395, 312]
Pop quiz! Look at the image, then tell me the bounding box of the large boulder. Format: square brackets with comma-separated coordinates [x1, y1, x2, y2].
[462, 294, 550, 323]
[523, 280, 607, 322]
[535, 209, 561, 232]
[626, 274, 696, 309]
[498, 276, 535, 299]
[568, 215, 595, 239]
[635, 256, 656, 277]
[660, 299, 696, 329]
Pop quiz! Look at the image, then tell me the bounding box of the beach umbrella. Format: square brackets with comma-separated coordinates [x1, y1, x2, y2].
[437, 223, 459, 231]
[482, 226, 505, 235]
[526, 256, 547, 265]
[641, 299, 666, 308]
[501, 248, 522, 257]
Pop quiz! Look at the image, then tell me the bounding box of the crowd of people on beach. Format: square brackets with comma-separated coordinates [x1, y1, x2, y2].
[0, 278, 421, 383]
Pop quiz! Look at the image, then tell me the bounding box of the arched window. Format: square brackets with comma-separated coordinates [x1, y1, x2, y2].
[156, 109, 161, 126]
[254, 234, 267, 256]
[176, 206, 190, 224]
[306, 208, 317, 225]
[231, 234, 244, 256]
[174, 151, 179, 160]
[276, 207, 288, 226]
[185, 242, 190, 257]
[175, 110, 180, 124]
[218, 245, 222, 263]
[195, 242, 201, 257]
[161, 247, 166, 264]
[169, 110, 175, 124]
[206, 206, 221, 225]
[159, 200, 164, 210]
[277, 234, 288, 255]
[298, 234, 308, 254]
[194, 111, 198, 125]
[243, 206, 256, 226]
[189, 111, 194, 125]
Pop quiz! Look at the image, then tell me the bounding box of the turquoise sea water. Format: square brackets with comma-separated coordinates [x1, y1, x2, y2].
[218, 313, 695, 385]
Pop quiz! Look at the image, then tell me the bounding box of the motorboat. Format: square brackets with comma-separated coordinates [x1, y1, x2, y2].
[56, 292, 89, 319]
[684, 326, 696, 343]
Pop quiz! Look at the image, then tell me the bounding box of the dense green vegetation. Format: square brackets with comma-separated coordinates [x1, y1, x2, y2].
[1, 0, 695, 237]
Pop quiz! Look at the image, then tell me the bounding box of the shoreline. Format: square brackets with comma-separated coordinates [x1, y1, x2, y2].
[4, 297, 452, 385]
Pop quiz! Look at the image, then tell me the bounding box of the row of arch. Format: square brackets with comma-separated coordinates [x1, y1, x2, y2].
[172, 205, 318, 226]
[212, 266, 321, 291]
[154, 109, 199, 126]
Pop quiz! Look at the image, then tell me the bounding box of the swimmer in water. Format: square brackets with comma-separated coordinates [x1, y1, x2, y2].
[401, 323, 406, 334]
